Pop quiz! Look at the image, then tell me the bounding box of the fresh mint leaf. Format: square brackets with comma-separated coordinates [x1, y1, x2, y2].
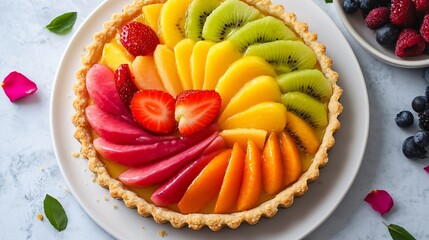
[385, 223, 416, 240]
[45, 12, 77, 34]
[43, 194, 68, 231]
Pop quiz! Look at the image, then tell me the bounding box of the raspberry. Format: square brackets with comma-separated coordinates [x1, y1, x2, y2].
[395, 28, 426, 58]
[365, 7, 390, 30]
[415, 0, 429, 12]
[420, 14, 429, 42]
[390, 0, 417, 27]
[120, 21, 159, 57]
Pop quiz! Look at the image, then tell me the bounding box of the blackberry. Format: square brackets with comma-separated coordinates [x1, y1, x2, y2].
[419, 113, 429, 131]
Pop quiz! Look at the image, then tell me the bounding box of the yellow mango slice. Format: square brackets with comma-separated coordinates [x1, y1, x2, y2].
[219, 128, 267, 149]
[218, 75, 281, 123]
[159, 0, 192, 49]
[142, 3, 164, 36]
[174, 38, 195, 90]
[153, 45, 183, 97]
[100, 40, 134, 71]
[191, 41, 215, 89]
[220, 102, 286, 132]
[215, 56, 276, 111]
[203, 41, 242, 90]
[131, 56, 165, 91]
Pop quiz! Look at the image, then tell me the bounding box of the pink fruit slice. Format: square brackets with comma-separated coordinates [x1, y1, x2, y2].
[85, 105, 177, 144]
[94, 124, 218, 167]
[86, 64, 130, 116]
[151, 136, 226, 206]
[119, 131, 218, 187]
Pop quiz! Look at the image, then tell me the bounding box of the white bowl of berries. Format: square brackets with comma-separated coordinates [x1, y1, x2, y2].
[334, 0, 429, 68]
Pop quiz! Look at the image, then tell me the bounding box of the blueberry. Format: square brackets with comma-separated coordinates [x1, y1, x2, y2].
[402, 136, 427, 159]
[343, 0, 359, 13]
[412, 96, 427, 113]
[359, 0, 378, 14]
[376, 23, 400, 48]
[395, 110, 414, 128]
[414, 131, 429, 148]
[424, 69, 429, 83]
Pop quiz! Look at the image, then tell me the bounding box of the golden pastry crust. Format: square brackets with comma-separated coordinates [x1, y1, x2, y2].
[72, 0, 343, 231]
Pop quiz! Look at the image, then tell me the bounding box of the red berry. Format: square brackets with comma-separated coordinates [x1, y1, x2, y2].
[175, 90, 221, 136]
[365, 7, 390, 30]
[421, 14, 429, 42]
[114, 64, 138, 107]
[415, 0, 429, 12]
[131, 90, 176, 134]
[120, 21, 160, 57]
[390, 0, 417, 27]
[395, 28, 426, 58]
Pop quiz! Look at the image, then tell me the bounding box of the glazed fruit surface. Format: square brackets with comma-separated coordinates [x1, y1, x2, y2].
[73, 0, 342, 231]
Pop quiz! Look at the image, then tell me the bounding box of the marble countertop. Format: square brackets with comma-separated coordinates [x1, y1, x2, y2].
[1, 0, 428, 239]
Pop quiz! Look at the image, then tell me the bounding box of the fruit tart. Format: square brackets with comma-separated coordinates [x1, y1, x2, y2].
[73, 0, 343, 231]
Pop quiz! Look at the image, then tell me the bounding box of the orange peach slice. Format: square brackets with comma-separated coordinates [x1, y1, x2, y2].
[237, 140, 262, 211]
[262, 132, 284, 195]
[279, 131, 303, 186]
[178, 149, 231, 214]
[214, 143, 245, 213]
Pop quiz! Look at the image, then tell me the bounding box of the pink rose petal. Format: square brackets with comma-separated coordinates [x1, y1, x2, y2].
[2, 71, 37, 102]
[364, 189, 394, 216]
[424, 165, 429, 174]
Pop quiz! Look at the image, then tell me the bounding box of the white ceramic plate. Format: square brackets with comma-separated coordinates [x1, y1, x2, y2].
[50, 0, 369, 239]
[334, 0, 429, 68]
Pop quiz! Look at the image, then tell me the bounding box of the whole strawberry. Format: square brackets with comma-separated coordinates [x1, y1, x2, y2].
[114, 64, 138, 107]
[420, 14, 429, 43]
[120, 21, 159, 57]
[395, 28, 426, 58]
[365, 7, 390, 30]
[390, 0, 417, 27]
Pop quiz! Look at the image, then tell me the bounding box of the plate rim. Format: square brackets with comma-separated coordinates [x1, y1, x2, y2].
[50, 0, 369, 239]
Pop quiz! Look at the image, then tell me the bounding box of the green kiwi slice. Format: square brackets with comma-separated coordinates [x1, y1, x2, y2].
[185, 0, 222, 41]
[281, 91, 327, 128]
[228, 16, 297, 52]
[202, 0, 260, 42]
[245, 40, 317, 73]
[277, 69, 333, 102]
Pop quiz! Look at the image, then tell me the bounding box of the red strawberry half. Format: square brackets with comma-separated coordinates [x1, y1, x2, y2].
[114, 64, 138, 107]
[131, 90, 176, 134]
[120, 21, 160, 57]
[175, 90, 221, 136]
